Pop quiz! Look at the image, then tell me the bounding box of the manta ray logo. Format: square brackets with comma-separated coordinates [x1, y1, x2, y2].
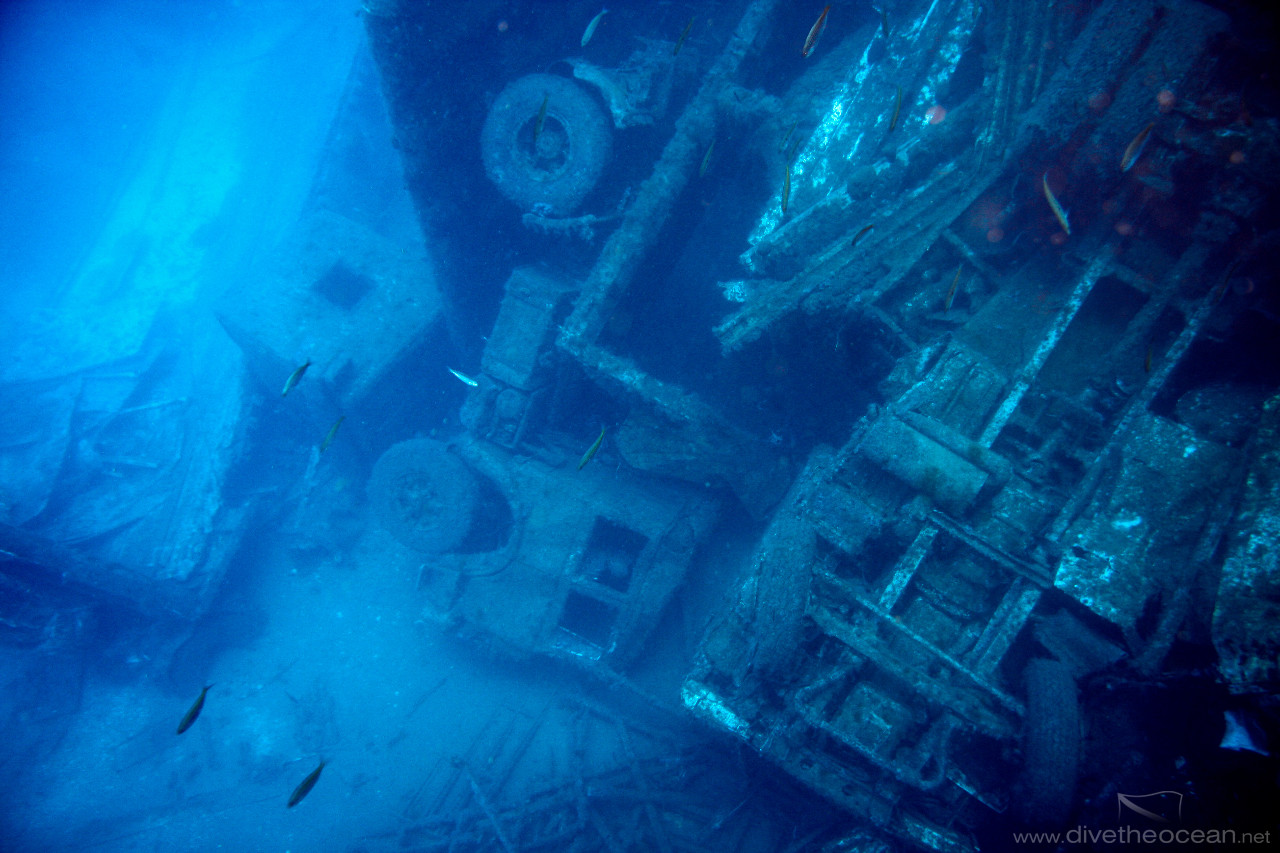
[1117, 791, 1184, 823]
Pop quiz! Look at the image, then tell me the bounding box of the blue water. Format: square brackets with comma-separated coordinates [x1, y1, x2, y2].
[1, 1, 1278, 851]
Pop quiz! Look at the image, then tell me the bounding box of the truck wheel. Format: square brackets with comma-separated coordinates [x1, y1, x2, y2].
[481, 73, 611, 215]
[369, 439, 479, 553]
[1015, 657, 1079, 826]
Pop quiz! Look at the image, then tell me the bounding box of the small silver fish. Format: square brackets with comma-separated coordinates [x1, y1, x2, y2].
[448, 367, 479, 387]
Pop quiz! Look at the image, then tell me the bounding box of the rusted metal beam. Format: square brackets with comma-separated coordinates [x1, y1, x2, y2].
[465, 769, 515, 853]
[560, 0, 781, 348]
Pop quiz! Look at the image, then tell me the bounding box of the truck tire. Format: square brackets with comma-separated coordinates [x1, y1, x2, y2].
[369, 439, 479, 553]
[481, 73, 612, 215]
[1015, 657, 1080, 826]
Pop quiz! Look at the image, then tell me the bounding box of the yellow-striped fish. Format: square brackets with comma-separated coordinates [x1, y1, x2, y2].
[778, 120, 797, 153]
[1214, 256, 1245, 304]
[177, 685, 212, 735]
[578, 427, 605, 470]
[282, 361, 311, 397]
[944, 264, 962, 312]
[320, 416, 344, 453]
[889, 85, 903, 132]
[782, 163, 791, 215]
[287, 759, 326, 808]
[533, 94, 549, 146]
[802, 5, 831, 58]
[1042, 172, 1071, 235]
[1121, 122, 1154, 172]
[581, 9, 607, 47]
[673, 15, 694, 56]
[699, 138, 715, 177]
